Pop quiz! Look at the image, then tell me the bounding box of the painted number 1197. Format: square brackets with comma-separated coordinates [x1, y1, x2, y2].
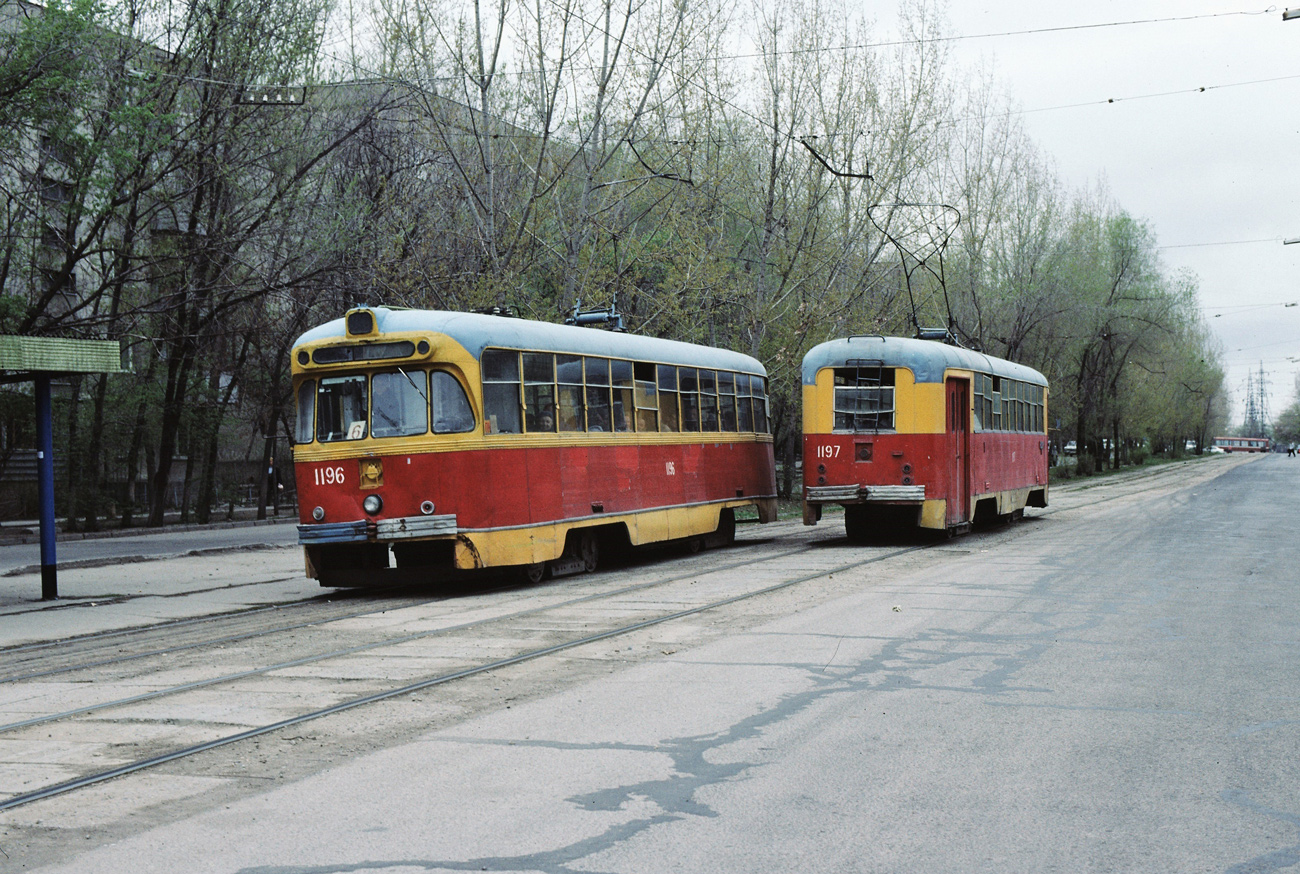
[814, 444, 840, 459]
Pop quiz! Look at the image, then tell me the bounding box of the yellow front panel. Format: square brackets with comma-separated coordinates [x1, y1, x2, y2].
[807, 366, 945, 435]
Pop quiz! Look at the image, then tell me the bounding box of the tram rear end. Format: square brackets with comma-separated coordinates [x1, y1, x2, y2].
[801, 337, 1049, 540]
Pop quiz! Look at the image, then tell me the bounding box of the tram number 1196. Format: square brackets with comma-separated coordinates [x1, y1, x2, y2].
[315, 466, 346, 485]
[814, 444, 840, 459]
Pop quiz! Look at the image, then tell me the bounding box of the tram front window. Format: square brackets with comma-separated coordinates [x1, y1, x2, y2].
[295, 380, 315, 444]
[431, 372, 475, 433]
[317, 375, 368, 442]
[372, 370, 429, 438]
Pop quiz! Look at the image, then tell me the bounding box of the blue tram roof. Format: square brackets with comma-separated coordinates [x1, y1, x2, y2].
[295, 308, 768, 375]
[801, 336, 1047, 387]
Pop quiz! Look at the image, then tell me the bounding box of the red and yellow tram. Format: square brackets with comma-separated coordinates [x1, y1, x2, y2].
[801, 336, 1048, 539]
[291, 308, 778, 585]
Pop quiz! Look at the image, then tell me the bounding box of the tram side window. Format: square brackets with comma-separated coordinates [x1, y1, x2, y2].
[611, 359, 634, 431]
[989, 376, 1002, 430]
[585, 357, 612, 432]
[371, 370, 429, 438]
[679, 367, 701, 431]
[718, 371, 738, 431]
[736, 373, 754, 432]
[753, 376, 770, 434]
[699, 370, 719, 430]
[977, 374, 987, 431]
[634, 361, 658, 431]
[980, 374, 994, 431]
[524, 352, 557, 432]
[431, 372, 475, 433]
[832, 367, 895, 431]
[295, 380, 315, 444]
[317, 375, 368, 442]
[557, 354, 585, 432]
[658, 365, 679, 432]
[482, 349, 523, 434]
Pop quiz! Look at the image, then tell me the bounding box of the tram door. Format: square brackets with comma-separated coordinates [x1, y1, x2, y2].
[945, 378, 971, 526]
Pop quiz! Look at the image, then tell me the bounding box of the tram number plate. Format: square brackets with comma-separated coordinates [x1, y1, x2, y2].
[815, 444, 840, 459]
[665, 461, 676, 475]
[314, 466, 346, 486]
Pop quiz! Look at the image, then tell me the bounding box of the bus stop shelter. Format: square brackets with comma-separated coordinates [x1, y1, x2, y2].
[0, 336, 123, 600]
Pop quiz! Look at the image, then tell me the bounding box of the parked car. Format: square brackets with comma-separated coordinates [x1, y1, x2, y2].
[1064, 440, 1077, 456]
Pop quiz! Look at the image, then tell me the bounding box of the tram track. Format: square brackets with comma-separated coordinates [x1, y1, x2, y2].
[0, 458, 1243, 815]
[0, 542, 815, 735]
[3, 539, 920, 812]
[0, 536, 834, 811]
[0, 588, 477, 682]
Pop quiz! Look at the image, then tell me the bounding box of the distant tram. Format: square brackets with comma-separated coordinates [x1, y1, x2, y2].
[802, 336, 1049, 539]
[291, 308, 778, 586]
[1213, 436, 1270, 453]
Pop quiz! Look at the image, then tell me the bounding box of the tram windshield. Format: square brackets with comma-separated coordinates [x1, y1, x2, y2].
[372, 370, 428, 438]
[317, 375, 369, 442]
[303, 370, 476, 443]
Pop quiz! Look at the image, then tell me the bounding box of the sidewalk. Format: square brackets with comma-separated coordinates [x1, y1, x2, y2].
[0, 505, 298, 544]
[0, 518, 316, 648]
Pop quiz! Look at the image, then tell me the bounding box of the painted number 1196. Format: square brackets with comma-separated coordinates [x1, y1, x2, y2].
[315, 466, 346, 485]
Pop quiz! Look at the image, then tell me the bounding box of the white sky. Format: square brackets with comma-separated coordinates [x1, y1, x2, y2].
[940, 1, 1300, 427]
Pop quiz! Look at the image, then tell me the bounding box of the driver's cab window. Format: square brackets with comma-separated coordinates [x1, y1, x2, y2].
[317, 375, 368, 442]
[371, 370, 428, 438]
[431, 372, 475, 433]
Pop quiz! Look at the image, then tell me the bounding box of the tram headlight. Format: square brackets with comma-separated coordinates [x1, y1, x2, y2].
[363, 494, 383, 515]
[312, 506, 325, 521]
[420, 500, 435, 515]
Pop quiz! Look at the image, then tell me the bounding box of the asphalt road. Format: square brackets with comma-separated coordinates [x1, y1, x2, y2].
[5, 454, 1298, 873]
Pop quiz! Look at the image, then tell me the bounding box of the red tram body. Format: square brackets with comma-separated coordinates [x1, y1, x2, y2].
[292, 308, 777, 585]
[801, 337, 1049, 538]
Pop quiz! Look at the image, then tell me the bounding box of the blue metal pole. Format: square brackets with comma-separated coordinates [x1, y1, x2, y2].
[35, 373, 57, 600]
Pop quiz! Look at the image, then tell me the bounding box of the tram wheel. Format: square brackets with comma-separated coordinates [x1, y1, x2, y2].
[522, 562, 547, 584]
[578, 531, 600, 573]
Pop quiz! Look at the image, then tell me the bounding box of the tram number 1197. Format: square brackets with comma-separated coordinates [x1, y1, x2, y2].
[814, 444, 840, 459]
[315, 466, 346, 485]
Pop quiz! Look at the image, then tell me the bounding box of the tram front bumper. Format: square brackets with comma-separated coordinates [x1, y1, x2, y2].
[298, 514, 458, 544]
